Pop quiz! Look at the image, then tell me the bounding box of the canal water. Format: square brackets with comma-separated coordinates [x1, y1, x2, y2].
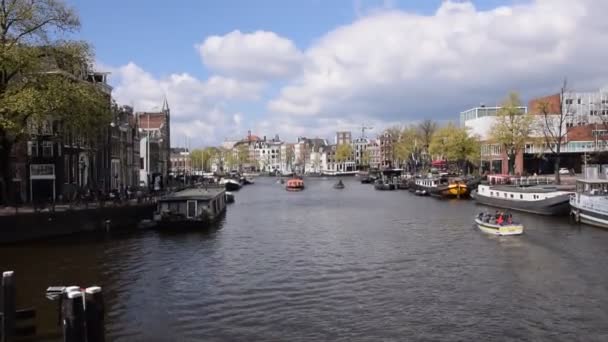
[1, 177, 608, 341]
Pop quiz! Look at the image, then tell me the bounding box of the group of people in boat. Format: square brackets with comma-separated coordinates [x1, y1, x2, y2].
[477, 210, 514, 226]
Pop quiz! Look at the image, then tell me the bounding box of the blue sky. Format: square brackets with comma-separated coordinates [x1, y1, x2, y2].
[65, 0, 608, 146]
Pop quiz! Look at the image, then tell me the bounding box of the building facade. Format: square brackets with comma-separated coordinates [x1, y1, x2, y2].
[138, 99, 171, 190]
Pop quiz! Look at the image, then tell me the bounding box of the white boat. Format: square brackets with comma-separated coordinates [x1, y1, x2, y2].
[474, 218, 524, 236]
[570, 178, 608, 229]
[475, 184, 573, 215]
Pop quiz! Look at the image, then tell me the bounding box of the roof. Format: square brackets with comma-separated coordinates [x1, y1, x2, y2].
[161, 187, 225, 201]
[576, 178, 608, 184]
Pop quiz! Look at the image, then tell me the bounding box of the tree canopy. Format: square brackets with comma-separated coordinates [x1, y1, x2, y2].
[429, 123, 480, 170]
[1, 0, 111, 202]
[335, 143, 353, 163]
[490, 92, 533, 174]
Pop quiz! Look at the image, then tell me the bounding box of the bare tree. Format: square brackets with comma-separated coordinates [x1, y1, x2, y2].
[535, 79, 574, 184]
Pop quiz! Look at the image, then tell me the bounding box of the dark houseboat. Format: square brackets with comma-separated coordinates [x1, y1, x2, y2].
[154, 187, 227, 228]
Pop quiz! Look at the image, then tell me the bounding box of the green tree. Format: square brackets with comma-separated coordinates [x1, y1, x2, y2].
[394, 125, 420, 168]
[429, 123, 480, 174]
[490, 92, 533, 174]
[236, 144, 250, 170]
[335, 143, 353, 163]
[360, 149, 371, 168]
[191, 147, 219, 171]
[0, 0, 110, 202]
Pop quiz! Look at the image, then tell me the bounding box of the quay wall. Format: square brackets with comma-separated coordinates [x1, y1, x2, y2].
[0, 203, 156, 244]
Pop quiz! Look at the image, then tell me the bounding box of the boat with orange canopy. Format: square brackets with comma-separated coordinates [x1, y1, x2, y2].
[286, 178, 305, 191]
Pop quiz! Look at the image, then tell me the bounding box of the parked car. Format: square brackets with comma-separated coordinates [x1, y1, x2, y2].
[558, 168, 570, 175]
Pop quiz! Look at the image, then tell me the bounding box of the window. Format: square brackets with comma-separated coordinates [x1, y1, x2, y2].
[504, 193, 507, 198]
[510, 194, 514, 198]
[42, 141, 53, 157]
[565, 99, 573, 105]
[28, 141, 38, 157]
[520, 194, 523, 199]
[577, 98, 582, 104]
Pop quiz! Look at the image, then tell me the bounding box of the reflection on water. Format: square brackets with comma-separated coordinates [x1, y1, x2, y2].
[1, 177, 608, 341]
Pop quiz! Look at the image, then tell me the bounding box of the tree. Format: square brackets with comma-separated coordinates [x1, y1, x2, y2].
[394, 125, 420, 170]
[191, 147, 218, 172]
[429, 123, 480, 174]
[534, 79, 574, 184]
[335, 144, 353, 171]
[490, 92, 533, 174]
[236, 144, 249, 170]
[284, 145, 294, 172]
[0, 0, 110, 203]
[360, 149, 371, 168]
[418, 119, 437, 152]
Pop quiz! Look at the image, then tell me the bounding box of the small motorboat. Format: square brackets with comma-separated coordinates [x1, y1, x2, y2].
[334, 180, 345, 189]
[474, 212, 523, 236]
[225, 192, 235, 203]
[286, 178, 305, 191]
[415, 189, 429, 196]
[360, 177, 372, 184]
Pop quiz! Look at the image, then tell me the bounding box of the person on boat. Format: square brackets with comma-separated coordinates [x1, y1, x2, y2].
[496, 213, 504, 225]
[507, 213, 513, 224]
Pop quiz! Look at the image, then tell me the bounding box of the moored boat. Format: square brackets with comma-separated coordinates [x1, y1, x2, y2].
[286, 178, 305, 191]
[474, 216, 524, 236]
[411, 177, 470, 198]
[374, 179, 395, 190]
[570, 178, 608, 229]
[153, 187, 226, 228]
[220, 178, 241, 191]
[475, 184, 573, 215]
[225, 191, 235, 203]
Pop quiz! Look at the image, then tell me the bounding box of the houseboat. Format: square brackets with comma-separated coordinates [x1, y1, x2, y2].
[474, 183, 573, 215]
[411, 177, 470, 198]
[570, 179, 608, 229]
[286, 178, 305, 191]
[154, 187, 227, 228]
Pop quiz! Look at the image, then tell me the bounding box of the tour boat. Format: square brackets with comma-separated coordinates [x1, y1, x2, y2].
[286, 178, 305, 191]
[475, 184, 572, 215]
[154, 188, 226, 228]
[474, 215, 524, 236]
[570, 178, 608, 229]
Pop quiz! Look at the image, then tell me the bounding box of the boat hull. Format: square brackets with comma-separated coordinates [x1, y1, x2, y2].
[475, 219, 523, 236]
[224, 182, 241, 191]
[286, 187, 305, 192]
[436, 184, 469, 198]
[570, 205, 608, 229]
[475, 193, 571, 215]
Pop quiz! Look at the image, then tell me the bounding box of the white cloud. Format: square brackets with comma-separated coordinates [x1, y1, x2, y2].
[108, 62, 259, 146]
[269, 0, 608, 126]
[196, 30, 303, 81]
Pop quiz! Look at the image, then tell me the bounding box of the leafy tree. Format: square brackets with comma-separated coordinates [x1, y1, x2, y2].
[191, 147, 219, 171]
[534, 79, 574, 184]
[429, 123, 480, 174]
[236, 144, 249, 170]
[0, 0, 110, 202]
[335, 143, 353, 163]
[360, 149, 371, 168]
[490, 92, 533, 174]
[394, 125, 420, 169]
[418, 119, 437, 153]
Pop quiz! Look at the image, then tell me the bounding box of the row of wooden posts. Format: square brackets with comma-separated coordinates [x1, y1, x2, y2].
[1, 271, 105, 342]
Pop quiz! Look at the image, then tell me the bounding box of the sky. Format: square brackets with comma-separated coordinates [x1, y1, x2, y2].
[66, 0, 608, 147]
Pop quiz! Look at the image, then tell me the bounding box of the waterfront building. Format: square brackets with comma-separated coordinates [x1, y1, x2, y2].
[460, 104, 528, 174]
[379, 131, 394, 169]
[169, 148, 192, 180]
[367, 139, 382, 170]
[353, 137, 370, 170]
[138, 99, 171, 189]
[253, 135, 282, 173]
[109, 105, 140, 190]
[336, 131, 352, 145]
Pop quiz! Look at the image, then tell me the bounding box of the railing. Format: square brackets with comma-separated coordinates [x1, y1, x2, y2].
[510, 177, 553, 186]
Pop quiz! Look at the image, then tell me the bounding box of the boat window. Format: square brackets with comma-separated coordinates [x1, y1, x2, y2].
[490, 191, 493, 196]
[504, 193, 507, 198]
[520, 194, 523, 199]
[510, 194, 514, 198]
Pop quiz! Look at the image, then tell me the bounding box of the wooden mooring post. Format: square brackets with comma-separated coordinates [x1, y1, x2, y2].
[1, 271, 36, 342]
[61, 290, 86, 342]
[85, 287, 105, 342]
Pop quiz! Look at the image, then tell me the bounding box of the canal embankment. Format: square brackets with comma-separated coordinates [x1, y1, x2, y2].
[0, 201, 156, 244]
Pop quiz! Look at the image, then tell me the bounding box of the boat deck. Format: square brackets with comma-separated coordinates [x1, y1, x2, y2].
[161, 188, 225, 201]
[487, 185, 574, 193]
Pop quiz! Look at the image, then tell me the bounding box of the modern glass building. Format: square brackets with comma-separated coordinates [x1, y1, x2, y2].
[459, 106, 527, 127]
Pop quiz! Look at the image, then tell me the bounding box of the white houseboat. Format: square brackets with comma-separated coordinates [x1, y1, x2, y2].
[154, 187, 226, 228]
[570, 179, 608, 229]
[475, 184, 573, 215]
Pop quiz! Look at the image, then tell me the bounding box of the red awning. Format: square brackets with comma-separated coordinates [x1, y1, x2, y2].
[431, 160, 446, 167]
